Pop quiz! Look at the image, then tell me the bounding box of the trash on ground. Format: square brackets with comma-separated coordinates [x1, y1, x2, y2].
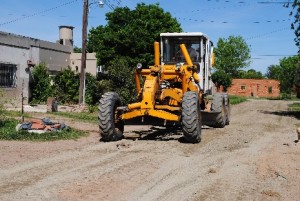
[16, 118, 69, 133]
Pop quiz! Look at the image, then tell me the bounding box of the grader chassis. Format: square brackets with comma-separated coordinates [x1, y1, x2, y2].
[99, 32, 230, 143]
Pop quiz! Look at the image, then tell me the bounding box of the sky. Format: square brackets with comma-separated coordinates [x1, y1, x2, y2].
[0, 0, 298, 74]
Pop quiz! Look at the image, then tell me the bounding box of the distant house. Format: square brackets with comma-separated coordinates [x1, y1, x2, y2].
[227, 79, 280, 98]
[0, 26, 97, 106]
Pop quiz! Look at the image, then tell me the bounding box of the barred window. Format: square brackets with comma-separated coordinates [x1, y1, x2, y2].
[0, 63, 17, 88]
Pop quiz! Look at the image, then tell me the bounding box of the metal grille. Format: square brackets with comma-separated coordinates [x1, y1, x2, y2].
[0, 63, 17, 88]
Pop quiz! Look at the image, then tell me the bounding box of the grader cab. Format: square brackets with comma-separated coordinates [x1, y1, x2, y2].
[98, 32, 230, 143]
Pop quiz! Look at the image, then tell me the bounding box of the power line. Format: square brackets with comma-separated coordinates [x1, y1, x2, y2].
[177, 17, 291, 24]
[0, 0, 79, 27]
[245, 26, 290, 40]
[103, 0, 122, 10]
[180, 0, 291, 14]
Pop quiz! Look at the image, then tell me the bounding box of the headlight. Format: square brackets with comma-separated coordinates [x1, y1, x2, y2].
[136, 63, 142, 70]
[176, 63, 181, 70]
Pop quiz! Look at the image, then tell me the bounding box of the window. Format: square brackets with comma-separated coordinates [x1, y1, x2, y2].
[241, 85, 246, 90]
[0, 63, 17, 88]
[268, 86, 273, 94]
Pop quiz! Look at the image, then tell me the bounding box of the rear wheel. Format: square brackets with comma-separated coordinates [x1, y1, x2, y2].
[98, 92, 124, 141]
[223, 93, 230, 125]
[211, 93, 226, 128]
[182, 91, 202, 143]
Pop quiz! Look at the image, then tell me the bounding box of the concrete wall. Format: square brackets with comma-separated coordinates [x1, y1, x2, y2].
[227, 79, 280, 98]
[0, 37, 30, 106]
[0, 30, 98, 106]
[0, 31, 73, 105]
[70, 53, 97, 76]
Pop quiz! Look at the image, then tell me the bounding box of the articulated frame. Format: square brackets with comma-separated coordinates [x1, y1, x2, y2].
[121, 42, 203, 122]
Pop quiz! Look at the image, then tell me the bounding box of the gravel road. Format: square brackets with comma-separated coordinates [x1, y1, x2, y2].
[0, 99, 299, 201]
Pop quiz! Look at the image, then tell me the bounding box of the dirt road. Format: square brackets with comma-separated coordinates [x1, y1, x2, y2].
[0, 99, 299, 201]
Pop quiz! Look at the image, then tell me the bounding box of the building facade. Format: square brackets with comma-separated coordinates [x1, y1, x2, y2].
[227, 79, 280, 98]
[0, 26, 97, 106]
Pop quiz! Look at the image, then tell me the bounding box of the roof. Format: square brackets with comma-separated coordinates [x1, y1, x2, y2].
[160, 32, 210, 40]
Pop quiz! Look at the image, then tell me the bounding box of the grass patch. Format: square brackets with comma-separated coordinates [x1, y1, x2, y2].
[49, 111, 98, 123]
[288, 102, 300, 111]
[229, 95, 247, 105]
[3, 110, 31, 118]
[0, 118, 87, 141]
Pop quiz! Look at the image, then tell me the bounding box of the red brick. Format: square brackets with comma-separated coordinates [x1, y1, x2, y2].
[224, 79, 280, 98]
[31, 123, 46, 130]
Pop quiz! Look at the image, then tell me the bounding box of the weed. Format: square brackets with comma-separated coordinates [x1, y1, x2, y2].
[229, 95, 247, 105]
[49, 111, 98, 123]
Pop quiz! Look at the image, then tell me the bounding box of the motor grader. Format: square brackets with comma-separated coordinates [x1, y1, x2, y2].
[98, 32, 230, 143]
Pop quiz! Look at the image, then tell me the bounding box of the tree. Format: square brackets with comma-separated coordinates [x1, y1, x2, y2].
[31, 63, 53, 103]
[285, 1, 300, 52]
[87, 3, 182, 104]
[105, 56, 137, 104]
[88, 3, 181, 66]
[53, 67, 80, 104]
[85, 73, 102, 106]
[265, 64, 282, 80]
[214, 36, 251, 78]
[279, 55, 300, 94]
[211, 70, 232, 92]
[266, 55, 300, 95]
[237, 69, 264, 79]
[73, 46, 82, 53]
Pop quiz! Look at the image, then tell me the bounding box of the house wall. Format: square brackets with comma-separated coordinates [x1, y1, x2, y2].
[0, 36, 30, 106]
[227, 79, 280, 98]
[70, 53, 97, 76]
[38, 40, 72, 72]
[0, 29, 98, 106]
[0, 31, 73, 105]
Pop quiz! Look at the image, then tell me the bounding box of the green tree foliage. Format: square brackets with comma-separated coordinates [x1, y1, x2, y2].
[266, 55, 300, 94]
[265, 65, 282, 80]
[53, 67, 80, 104]
[237, 69, 265, 79]
[73, 46, 82, 53]
[31, 63, 53, 103]
[105, 56, 137, 104]
[285, 1, 300, 52]
[85, 72, 102, 106]
[211, 70, 232, 92]
[214, 36, 251, 78]
[88, 3, 182, 66]
[87, 3, 182, 103]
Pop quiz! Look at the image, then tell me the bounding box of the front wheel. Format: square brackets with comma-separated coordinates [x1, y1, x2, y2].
[181, 91, 202, 143]
[98, 92, 124, 141]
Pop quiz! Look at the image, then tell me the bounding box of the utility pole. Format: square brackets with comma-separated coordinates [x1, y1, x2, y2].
[79, 0, 88, 104]
[79, 1, 105, 104]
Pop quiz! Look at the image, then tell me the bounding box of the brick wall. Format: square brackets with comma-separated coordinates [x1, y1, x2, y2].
[226, 79, 280, 98]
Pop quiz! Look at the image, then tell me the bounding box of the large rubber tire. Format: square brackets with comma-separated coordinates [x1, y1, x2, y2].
[182, 91, 202, 143]
[211, 93, 226, 128]
[98, 92, 124, 141]
[223, 93, 230, 125]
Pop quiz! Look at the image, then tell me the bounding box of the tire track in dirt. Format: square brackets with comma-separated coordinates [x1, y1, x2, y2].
[0, 100, 299, 201]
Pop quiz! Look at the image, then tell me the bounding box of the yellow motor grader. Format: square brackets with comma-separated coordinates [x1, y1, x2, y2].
[99, 32, 230, 143]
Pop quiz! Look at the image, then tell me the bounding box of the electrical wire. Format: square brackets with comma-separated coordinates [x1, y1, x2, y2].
[245, 27, 290, 40]
[177, 17, 291, 24]
[0, 0, 79, 27]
